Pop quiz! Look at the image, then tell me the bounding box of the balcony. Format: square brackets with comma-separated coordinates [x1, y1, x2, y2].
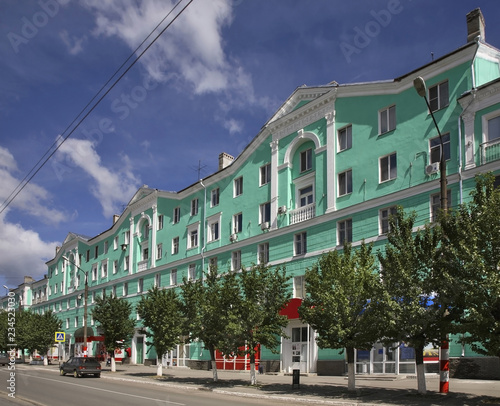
[289, 203, 316, 225]
[481, 138, 500, 164]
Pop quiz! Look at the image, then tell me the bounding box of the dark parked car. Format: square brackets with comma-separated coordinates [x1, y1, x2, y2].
[60, 357, 101, 378]
[0, 353, 9, 366]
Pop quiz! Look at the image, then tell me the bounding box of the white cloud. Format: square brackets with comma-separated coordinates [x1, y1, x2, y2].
[0, 146, 67, 223]
[0, 211, 57, 289]
[56, 138, 141, 218]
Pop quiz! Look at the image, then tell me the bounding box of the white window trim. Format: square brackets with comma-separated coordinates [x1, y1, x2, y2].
[234, 177, 243, 197]
[338, 169, 352, 197]
[378, 105, 396, 134]
[187, 222, 200, 249]
[482, 109, 500, 143]
[260, 163, 271, 186]
[337, 124, 352, 152]
[428, 80, 449, 112]
[294, 171, 315, 209]
[207, 213, 222, 243]
[379, 152, 397, 183]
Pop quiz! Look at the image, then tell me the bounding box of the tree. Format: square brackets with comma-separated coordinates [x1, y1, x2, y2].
[378, 207, 449, 395]
[92, 294, 135, 372]
[33, 311, 62, 365]
[180, 266, 242, 382]
[137, 287, 185, 376]
[441, 173, 500, 358]
[299, 242, 387, 392]
[236, 263, 291, 385]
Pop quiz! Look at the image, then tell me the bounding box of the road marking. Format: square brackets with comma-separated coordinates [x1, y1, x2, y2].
[15, 372, 185, 406]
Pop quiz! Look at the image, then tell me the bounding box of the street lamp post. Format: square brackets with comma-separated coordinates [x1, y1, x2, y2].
[413, 76, 449, 394]
[413, 76, 448, 213]
[62, 256, 88, 358]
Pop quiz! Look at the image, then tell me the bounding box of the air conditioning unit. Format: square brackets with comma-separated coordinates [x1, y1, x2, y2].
[261, 221, 270, 231]
[278, 205, 287, 214]
[230, 233, 238, 242]
[425, 163, 439, 175]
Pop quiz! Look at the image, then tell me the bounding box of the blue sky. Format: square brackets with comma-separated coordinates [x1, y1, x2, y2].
[1, 0, 499, 290]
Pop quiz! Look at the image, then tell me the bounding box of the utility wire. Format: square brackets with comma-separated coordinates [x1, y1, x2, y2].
[0, 0, 194, 215]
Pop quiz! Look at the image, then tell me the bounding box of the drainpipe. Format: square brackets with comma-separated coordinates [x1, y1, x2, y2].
[200, 179, 207, 277]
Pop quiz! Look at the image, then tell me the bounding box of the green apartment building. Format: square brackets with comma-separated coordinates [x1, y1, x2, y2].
[2, 8, 500, 378]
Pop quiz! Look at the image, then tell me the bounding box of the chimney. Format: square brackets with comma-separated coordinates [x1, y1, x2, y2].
[113, 214, 120, 224]
[466, 8, 485, 43]
[218, 152, 234, 170]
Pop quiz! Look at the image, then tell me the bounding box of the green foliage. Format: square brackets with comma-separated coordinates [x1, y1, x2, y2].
[34, 311, 62, 355]
[137, 287, 185, 361]
[378, 208, 448, 353]
[299, 242, 387, 352]
[441, 173, 500, 357]
[91, 294, 135, 356]
[180, 266, 242, 360]
[236, 263, 291, 360]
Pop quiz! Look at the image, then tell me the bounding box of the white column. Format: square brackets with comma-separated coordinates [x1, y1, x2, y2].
[463, 112, 476, 169]
[325, 109, 336, 213]
[151, 205, 157, 269]
[129, 217, 134, 273]
[270, 138, 279, 230]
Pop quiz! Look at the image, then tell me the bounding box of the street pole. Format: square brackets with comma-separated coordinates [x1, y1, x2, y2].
[413, 76, 449, 393]
[62, 256, 88, 358]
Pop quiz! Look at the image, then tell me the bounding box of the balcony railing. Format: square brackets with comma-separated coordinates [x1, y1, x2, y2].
[481, 138, 500, 164]
[137, 260, 149, 272]
[289, 203, 316, 225]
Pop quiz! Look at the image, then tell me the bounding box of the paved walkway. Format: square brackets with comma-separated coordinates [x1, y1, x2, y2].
[18, 363, 500, 405]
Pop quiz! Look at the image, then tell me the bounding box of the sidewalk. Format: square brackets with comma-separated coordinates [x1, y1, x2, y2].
[42, 363, 500, 405]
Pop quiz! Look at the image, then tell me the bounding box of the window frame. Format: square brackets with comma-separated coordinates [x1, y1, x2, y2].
[428, 80, 449, 112]
[300, 148, 313, 172]
[233, 212, 243, 234]
[258, 242, 269, 265]
[338, 169, 353, 196]
[231, 250, 241, 271]
[338, 124, 352, 152]
[234, 177, 243, 197]
[260, 163, 271, 186]
[379, 105, 396, 134]
[379, 152, 397, 183]
[380, 205, 398, 235]
[338, 218, 353, 246]
[430, 190, 451, 222]
[260, 202, 271, 224]
[294, 232, 307, 256]
[430, 133, 451, 164]
[211, 188, 220, 207]
[173, 206, 181, 224]
[191, 198, 199, 216]
[172, 237, 179, 255]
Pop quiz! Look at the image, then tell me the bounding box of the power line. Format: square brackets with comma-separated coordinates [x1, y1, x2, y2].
[0, 0, 194, 215]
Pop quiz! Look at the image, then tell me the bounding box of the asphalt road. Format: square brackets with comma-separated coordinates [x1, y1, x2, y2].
[0, 367, 293, 406]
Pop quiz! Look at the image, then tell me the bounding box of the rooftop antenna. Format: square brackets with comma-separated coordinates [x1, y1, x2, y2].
[191, 160, 207, 180]
[431, 52, 434, 61]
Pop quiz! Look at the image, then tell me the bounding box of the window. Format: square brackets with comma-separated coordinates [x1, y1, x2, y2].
[294, 232, 307, 256]
[157, 214, 164, 230]
[429, 80, 449, 112]
[211, 188, 220, 207]
[101, 261, 108, 278]
[94, 246, 99, 259]
[187, 224, 199, 249]
[487, 115, 500, 142]
[170, 269, 177, 286]
[299, 185, 314, 207]
[430, 133, 451, 164]
[431, 190, 452, 222]
[260, 202, 271, 224]
[380, 152, 397, 182]
[86, 250, 90, 262]
[338, 125, 352, 151]
[173, 207, 180, 224]
[156, 243, 163, 260]
[260, 163, 271, 186]
[102, 287, 106, 298]
[300, 148, 312, 172]
[338, 219, 353, 245]
[294, 275, 306, 298]
[142, 247, 149, 261]
[104, 241, 109, 254]
[233, 213, 243, 234]
[125, 231, 130, 244]
[123, 282, 128, 297]
[142, 223, 150, 240]
[155, 273, 161, 288]
[111, 285, 116, 298]
[209, 257, 218, 270]
[258, 243, 269, 264]
[232, 251, 241, 271]
[234, 177, 243, 197]
[172, 237, 179, 255]
[380, 206, 398, 235]
[188, 264, 196, 281]
[113, 236, 118, 250]
[208, 220, 219, 242]
[75, 317, 79, 328]
[338, 170, 352, 196]
[124, 255, 129, 272]
[113, 260, 118, 274]
[138, 278, 143, 294]
[191, 199, 199, 216]
[91, 264, 98, 281]
[379, 105, 396, 134]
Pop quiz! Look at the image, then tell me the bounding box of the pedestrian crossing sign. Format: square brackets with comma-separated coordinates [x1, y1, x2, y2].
[55, 332, 65, 342]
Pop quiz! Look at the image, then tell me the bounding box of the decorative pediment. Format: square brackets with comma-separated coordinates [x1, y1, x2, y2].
[63, 232, 90, 245]
[127, 185, 157, 207]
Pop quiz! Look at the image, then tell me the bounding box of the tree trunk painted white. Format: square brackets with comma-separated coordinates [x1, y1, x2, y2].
[157, 361, 163, 376]
[250, 362, 257, 385]
[43, 356, 48, 366]
[346, 347, 356, 392]
[211, 359, 218, 382]
[111, 356, 116, 372]
[416, 362, 426, 394]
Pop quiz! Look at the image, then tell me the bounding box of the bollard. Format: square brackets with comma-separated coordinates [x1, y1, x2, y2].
[292, 369, 300, 389]
[439, 338, 449, 393]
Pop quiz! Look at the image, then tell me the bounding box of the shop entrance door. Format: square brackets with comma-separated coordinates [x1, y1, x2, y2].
[291, 326, 308, 373]
[372, 343, 396, 374]
[136, 336, 144, 364]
